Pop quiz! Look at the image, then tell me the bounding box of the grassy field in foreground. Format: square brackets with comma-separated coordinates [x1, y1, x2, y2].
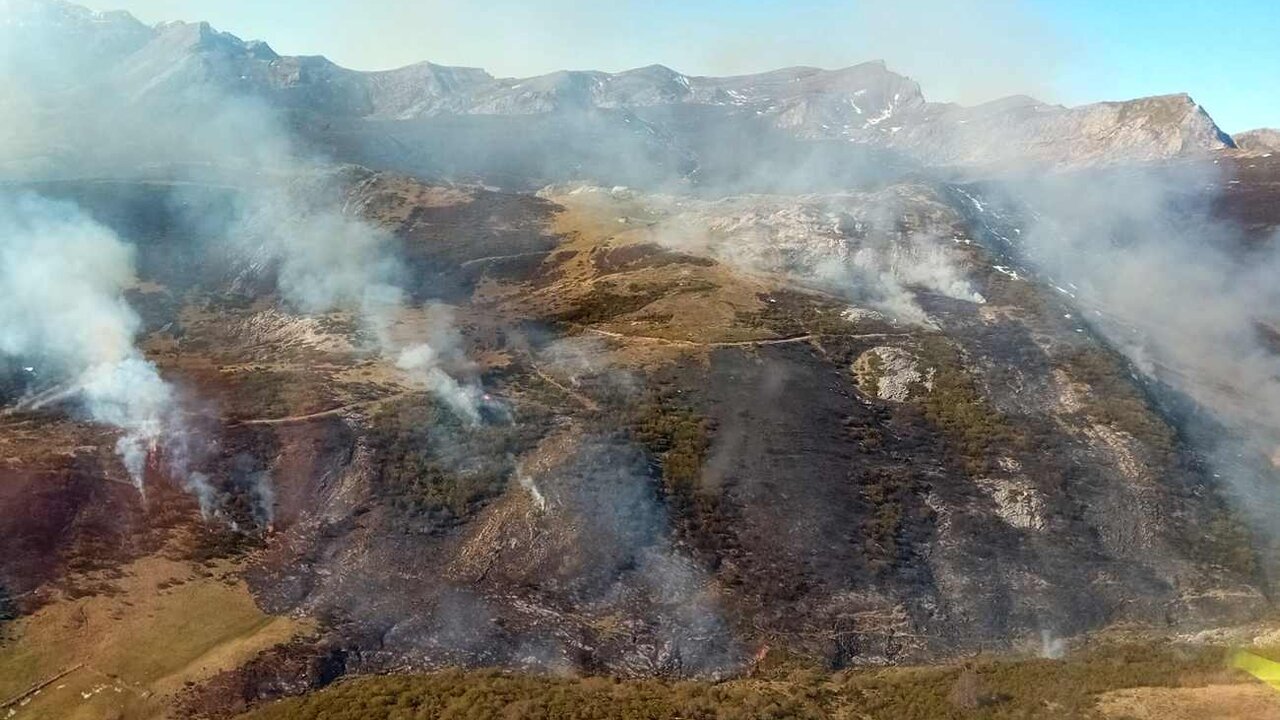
[241, 643, 1280, 720]
[0, 553, 305, 720]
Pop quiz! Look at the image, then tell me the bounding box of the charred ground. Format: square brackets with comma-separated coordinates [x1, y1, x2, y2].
[2, 161, 1280, 718]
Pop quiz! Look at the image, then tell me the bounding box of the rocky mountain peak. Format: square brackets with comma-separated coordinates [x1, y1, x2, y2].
[0, 0, 1246, 176]
[0, 0, 153, 89]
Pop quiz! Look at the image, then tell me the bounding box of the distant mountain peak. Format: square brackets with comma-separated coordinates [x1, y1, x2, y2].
[2, 0, 1243, 172]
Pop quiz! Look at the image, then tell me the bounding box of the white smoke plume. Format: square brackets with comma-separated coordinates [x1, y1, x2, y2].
[0, 1, 487, 426]
[0, 192, 185, 495]
[231, 175, 486, 423]
[972, 162, 1280, 553]
[644, 190, 984, 324]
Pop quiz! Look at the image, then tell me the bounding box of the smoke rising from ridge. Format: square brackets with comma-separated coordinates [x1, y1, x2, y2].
[0, 193, 192, 496]
[637, 188, 984, 324]
[1, 1, 486, 415]
[0, 0, 489, 522]
[992, 164, 1280, 539]
[231, 171, 486, 423]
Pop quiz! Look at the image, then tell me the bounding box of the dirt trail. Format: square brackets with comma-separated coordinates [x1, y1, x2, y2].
[460, 250, 552, 268]
[0, 664, 85, 711]
[583, 328, 911, 348]
[530, 366, 600, 412]
[228, 392, 414, 427]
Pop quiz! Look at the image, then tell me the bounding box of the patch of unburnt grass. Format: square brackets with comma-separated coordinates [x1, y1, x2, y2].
[632, 389, 740, 562]
[239, 641, 1247, 720]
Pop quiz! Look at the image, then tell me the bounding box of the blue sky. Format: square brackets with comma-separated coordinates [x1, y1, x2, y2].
[84, 0, 1280, 132]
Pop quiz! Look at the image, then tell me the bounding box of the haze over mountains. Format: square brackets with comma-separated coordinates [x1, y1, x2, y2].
[1, 0, 1270, 189]
[4, 1, 1280, 718]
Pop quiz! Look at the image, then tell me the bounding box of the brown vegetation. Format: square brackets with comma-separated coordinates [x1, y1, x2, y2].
[239, 642, 1255, 720]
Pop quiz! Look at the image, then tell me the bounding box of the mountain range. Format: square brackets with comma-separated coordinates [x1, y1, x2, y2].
[2, 0, 1273, 187]
[4, 1, 1280, 719]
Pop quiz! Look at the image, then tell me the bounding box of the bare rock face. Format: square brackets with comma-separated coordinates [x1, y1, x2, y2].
[881, 93, 1235, 170]
[2, 2, 1238, 178]
[1235, 128, 1280, 153]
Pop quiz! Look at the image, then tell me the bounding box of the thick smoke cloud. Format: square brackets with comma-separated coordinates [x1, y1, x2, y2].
[232, 173, 485, 423]
[0, 193, 200, 498]
[0, 1, 487, 519]
[978, 161, 1280, 551]
[1016, 165, 1280, 441]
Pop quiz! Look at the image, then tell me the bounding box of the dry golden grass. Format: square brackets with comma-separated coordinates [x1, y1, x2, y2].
[236, 642, 1280, 720]
[1097, 683, 1280, 719]
[535, 193, 783, 343]
[0, 553, 306, 720]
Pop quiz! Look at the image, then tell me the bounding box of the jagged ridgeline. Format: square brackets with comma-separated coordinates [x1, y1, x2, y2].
[2, 1, 1280, 719]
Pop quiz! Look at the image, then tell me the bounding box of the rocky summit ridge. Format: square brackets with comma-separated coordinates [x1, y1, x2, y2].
[0, 0, 1237, 177]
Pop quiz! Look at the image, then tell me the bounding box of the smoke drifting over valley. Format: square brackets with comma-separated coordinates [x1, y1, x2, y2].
[231, 173, 486, 423]
[0, 0, 489, 507]
[635, 186, 986, 324]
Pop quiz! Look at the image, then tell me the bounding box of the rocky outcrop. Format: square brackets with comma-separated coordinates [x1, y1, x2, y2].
[881, 93, 1235, 169]
[1235, 128, 1280, 153]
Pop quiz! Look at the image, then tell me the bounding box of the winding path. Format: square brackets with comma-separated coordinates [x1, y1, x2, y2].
[582, 327, 911, 348]
[227, 391, 414, 427]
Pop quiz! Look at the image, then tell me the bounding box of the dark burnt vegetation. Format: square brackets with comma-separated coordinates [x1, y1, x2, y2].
[390, 189, 562, 300]
[555, 283, 668, 325]
[182, 524, 267, 564]
[913, 336, 1023, 475]
[0, 585, 14, 626]
[735, 289, 894, 338]
[590, 242, 716, 275]
[1201, 509, 1259, 577]
[857, 467, 936, 577]
[0, 359, 37, 405]
[976, 269, 1050, 313]
[124, 285, 184, 335]
[218, 369, 342, 422]
[365, 395, 547, 529]
[555, 279, 718, 325]
[1058, 347, 1176, 457]
[179, 637, 350, 720]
